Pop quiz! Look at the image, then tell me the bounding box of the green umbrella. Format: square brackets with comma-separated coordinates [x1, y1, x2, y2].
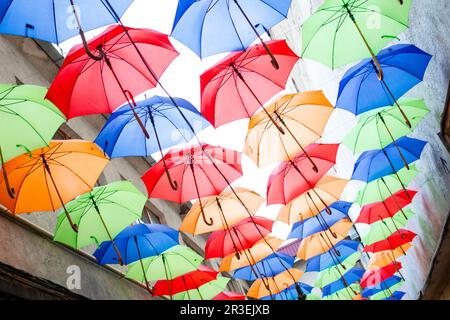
[361, 209, 414, 245]
[322, 283, 361, 300]
[344, 99, 429, 154]
[356, 164, 418, 206]
[315, 252, 361, 287]
[302, 0, 412, 71]
[53, 181, 145, 264]
[172, 276, 230, 301]
[126, 245, 203, 282]
[0, 84, 66, 198]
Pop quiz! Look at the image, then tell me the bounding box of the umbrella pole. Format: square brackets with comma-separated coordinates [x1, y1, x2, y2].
[148, 112, 178, 190]
[232, 0, 280, 70]
[161, 255, 173, 300]
[276, 111, 319, 172]
[308, 193, 337, 238]
[230, 63, 286, 135]
[381, 149, 409, 194]
[41, 156, 78, 232]
[133, 236, 153, 295]
[378, 113, 410, 170]
[380, 79, 412, 128]
[0, 146, 15, 199]
[216, 197, 241, 259]
[380, 177, 410, 220]
[189, 162, 213, 226]
[90, 196, 123, 265]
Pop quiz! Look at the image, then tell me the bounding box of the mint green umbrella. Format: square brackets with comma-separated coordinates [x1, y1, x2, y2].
[356, 164, 418, 206]
[315, 252, 361, 287]
[344, 99, 429, 154]
[361, 209, 414, 245]
[0, 84, 66, 198]
[53, 181, 145, 264]
[172, 276, 230, 301]
[302, 0, 412, 71]
[126, 245, 203, 282]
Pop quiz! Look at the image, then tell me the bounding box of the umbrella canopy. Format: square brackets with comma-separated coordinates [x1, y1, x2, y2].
[220, 237, 283, 272]
[296, 219, 353, 260]
[267, 144, 339, 205]
[92, 223, 179, 265]
[306, 240, 361, 272]
[47, 25, 179, 120]
[260, 283, 313, 300]
[301, 0, 412, 69]
[95, 95, 210, 158]
[205, 216, 274, 259]
[0, 0, 133, 44]
[288, 201, 351, 241]
[245, 91, 334, 167]
[344, 99, 429, 153]
[322, 283, 361, 301]
[322, 266, 365, 297]
[172, 276, 230, 301]
[360, 262, 402, 288]
[336, 44, 432, 116]
[200, 40, 299, 129]
[212, 292, 246, 300]
[152, 265, 218, 297]
[171, 0, 293, 60]
[367, 243, 412, 271]
[315, 252, 362, 286]
[0, 141, 108, 224]
[53, 181, 146, 250]
[247, 268, 303, 299]
[126, 245, 203, 282]
[180, 188, 264, 235]
[364, 229, 416, 253]
[356, 164, 418, 206]
[381, 291, 406, 301]
[233, 253, 295, 281]
[352, 137, 427, 183]
[277, 176, 349, 225]
[362, 275, 404, 298]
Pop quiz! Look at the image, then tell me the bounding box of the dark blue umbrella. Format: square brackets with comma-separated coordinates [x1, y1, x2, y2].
[260, 283, 313, 300]
[0, 0, 133, 44]
[171, 0, 293, 68]
[93, 223, 179, 265]
[361, 275, 403, 298]
[288, 201, 351, 241]
[306, 240, 361, 272]
[336, 44, 432, 127]
[382, 291, 406, 300]
[352, 136, 427, 185]
[322, 266, 365, 297]
[233, 253, 294, 281]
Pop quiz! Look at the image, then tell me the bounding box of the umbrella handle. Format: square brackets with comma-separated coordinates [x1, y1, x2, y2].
[123, 90, 150, 139]
[0, 146, 16, 199]
[190, 163, 213, 226]
[294, 282, 306, 301]
[378, 114, 410, 170]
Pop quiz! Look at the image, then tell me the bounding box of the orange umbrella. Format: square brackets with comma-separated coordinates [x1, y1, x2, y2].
[180, 188, 264, 235]
[245, 91, 334, 168]
[296, 219, 353, 260]
[0, 140, 109, 231]
[367, 243, 413, 270]
[277, 176, 349, 225]
[220, 237, 283, 272]
[247, 268, 304, 299]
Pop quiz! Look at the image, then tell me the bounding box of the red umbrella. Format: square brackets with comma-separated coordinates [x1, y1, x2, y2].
[357, 190, 417, 224]
[205, 217, 274, 259]
[200, 40, 299, 131]
[152, 265, 218, 297]
[212, 292, 246, 301]
[142, 144, 243, 225]
[266, 144, 339, 205]
[47, 25, 179, 137]
[360, 262, 402, 288]
[364, 229, 416, 253]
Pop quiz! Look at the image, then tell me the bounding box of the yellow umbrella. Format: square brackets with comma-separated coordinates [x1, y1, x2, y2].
[245, 91, 334, 167]
[367, 243, 413, 270]
[247, 268, 304, 299]
[277, 176, 349, 225]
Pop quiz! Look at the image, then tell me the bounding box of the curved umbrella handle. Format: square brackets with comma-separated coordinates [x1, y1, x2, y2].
[199, 199, 213, 226]
[62, 205, 79, 233]
[0, 146, 15, 199]
[190, 163, 213, 226]
[162, 157, 178, 191]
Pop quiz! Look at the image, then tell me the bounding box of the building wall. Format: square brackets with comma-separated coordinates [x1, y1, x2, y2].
[271, 0, 450, 299]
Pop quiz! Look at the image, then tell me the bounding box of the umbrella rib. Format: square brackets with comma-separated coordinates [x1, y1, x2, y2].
[49, 158, 96, 189]
[226, 1, 246, 51]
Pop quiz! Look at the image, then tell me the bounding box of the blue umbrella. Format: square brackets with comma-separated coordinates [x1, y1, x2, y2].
[306, 240, 361, 272]
[382, 291, 406, 300]
[233, 253, 294, 281]
[352, 136, 427, 186]
[361, 275, 403, 298]
[322, 266, 365, 297]
[336, 44, 432, 127]
[171, 0, 293, 68]
[0, 0, 133, 44]
[93, 223, 179, 265]
[260, 283, 313, 300]
[288, 201, 351, 241]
